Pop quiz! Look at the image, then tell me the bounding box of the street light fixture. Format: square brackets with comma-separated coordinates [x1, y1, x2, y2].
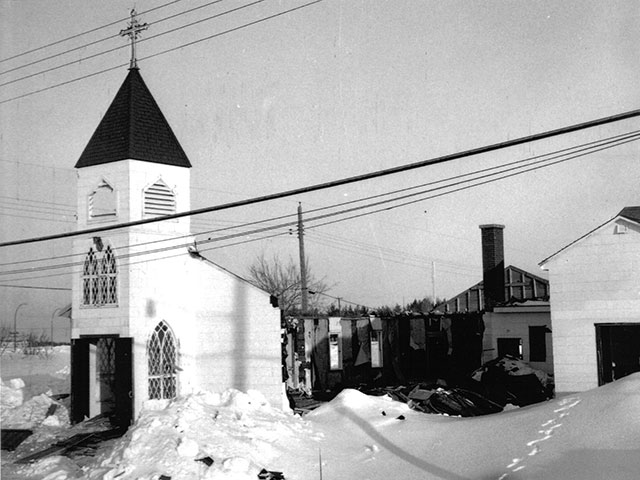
[13, 303, 27, 352]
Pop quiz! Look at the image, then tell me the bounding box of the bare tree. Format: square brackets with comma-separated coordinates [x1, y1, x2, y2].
[247, 253, 330, 314]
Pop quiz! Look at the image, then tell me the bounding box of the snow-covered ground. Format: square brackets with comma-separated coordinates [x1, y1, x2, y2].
[2, 347, 640, 479]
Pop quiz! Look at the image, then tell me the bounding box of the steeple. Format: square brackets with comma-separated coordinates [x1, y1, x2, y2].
[75, 11, 191, 169]
[75, 69, 191, 168]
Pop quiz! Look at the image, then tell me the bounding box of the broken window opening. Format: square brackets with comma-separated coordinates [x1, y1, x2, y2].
[329, 332, 342, 370]
[89, 181, 117, 219]
[497, 337, 523, 359]
[528, 326, 547, 362]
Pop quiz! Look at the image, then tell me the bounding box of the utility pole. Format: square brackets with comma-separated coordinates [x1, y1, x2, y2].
[297, 203, 308, 315]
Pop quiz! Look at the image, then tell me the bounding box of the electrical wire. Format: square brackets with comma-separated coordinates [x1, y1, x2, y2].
[0, 284, 71, 291]
[1, 130, 637, 274]
[2, 109, 637, 247]
[305, 230, 482, 272]
[0, 0, 186, 63]
[0, 0, 230, 77]
[0, 0, 324, 104]
[309, 290, 371, 310]
[0, 195, 76, 209]
[0, 0, 267, 88]
[1, 211, 76, 224]
[11, 131, 635, 281]
[0, 204, 76, 217]
[303, 133, 640, 232]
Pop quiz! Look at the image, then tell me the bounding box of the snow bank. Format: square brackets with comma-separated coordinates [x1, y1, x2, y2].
[1, 377, 69, 430]
[1, 346, 71, 400]
[3, 344, 639, 480]
[84, 389, 318, 480]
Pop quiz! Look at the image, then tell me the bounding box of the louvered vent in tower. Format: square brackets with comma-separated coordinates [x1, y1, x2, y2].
[144, 180, 176, 217]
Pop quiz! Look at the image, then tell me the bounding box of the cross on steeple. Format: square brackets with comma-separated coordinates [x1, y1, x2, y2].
[120, 9, 148, 70]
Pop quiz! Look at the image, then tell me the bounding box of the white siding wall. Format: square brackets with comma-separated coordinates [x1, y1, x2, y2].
[74, 161, 283, 418]
[125, 253, 283, 415]
[545, 218, 640, 393]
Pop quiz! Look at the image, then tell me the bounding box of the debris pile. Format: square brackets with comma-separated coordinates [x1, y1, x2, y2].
[470, 355, 554, 407]
[358, 355, 553, 417]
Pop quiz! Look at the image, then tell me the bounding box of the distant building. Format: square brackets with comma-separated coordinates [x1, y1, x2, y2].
[482, 300, 553, 374]
[69, 66, 284, 426]
[435, 225, 553, 372]
[540, 206, 640, 393]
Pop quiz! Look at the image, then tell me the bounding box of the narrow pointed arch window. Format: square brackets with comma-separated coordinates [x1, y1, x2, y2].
[81, 244, 118, 306]
[148, 321, 177, 400]
[143, 179, 176, 217]
[100, 246, 118, 304]
[82, 248, 98, 305]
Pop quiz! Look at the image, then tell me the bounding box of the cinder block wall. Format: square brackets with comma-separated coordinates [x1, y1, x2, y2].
[546, 219, 640, 392]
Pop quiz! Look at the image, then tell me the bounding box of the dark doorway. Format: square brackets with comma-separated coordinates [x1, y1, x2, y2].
[596, 323, 640, 386]
[71, 336, 133, 427]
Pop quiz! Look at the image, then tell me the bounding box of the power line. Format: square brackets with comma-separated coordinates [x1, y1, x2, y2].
[1, 200, 76, 215]
[1, 130, 637, 283]
[0, 0, 186, 63]
[1, 128, 630, 271]
[0, 195, 76, 209]
[303, 134, 640, 232]
[0, 0, 230, 77]
[0, 0, 266, 88]
[3, 109, 636, 248]
[1, 211, 76, 224]
[0, 0, 324, 104]
[306, 230, 482, 272]
[310, 290, 371, 310]
[0, 284, 71, 291]
[6, 130, 633, 282]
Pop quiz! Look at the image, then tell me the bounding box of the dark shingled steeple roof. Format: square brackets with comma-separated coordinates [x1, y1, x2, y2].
[620, 206, 640, 223]
[75, 68, 191, 168]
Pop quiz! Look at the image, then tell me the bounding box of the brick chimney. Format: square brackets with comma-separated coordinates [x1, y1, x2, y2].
[480, 224, 505, 311]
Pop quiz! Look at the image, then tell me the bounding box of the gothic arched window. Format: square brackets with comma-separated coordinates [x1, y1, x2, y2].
[81, 244, 118, 306]
[82, 248, 98, 305]
[148, 321, 177, 400]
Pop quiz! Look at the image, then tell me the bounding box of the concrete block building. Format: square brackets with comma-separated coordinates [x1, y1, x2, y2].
[540, 206, 640, 393]
[69, 66, 283, 426]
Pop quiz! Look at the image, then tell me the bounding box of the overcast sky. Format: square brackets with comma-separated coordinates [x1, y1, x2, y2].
[1, 0, 638, 333]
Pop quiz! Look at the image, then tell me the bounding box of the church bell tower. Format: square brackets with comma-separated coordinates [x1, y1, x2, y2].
[70, 10, 192, 425]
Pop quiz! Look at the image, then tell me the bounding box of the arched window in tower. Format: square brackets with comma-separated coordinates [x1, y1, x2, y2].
[100, 246, 118, 305]
[143, 179, 176, 217]
[148, 321, 177, 400]
[81, 244, 118, 306]
[89, 180, 117, 219]
[82, 248, 98, 305]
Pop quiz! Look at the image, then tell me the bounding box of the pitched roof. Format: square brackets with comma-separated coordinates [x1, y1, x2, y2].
[75, 68, 191, 168]
[434, 265, 550, 314]
[539, 206, 640, 266]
